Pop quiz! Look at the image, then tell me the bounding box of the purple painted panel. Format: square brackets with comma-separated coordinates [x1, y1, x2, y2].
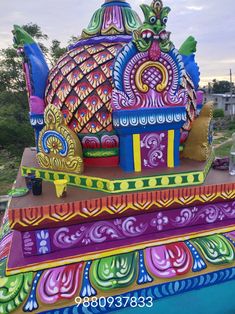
[68, 35, 132, 51]
[102, 6, 124, 34]
[22, 201, 235, 257]
[140, 132, 168, 169]
[35, 230, 51, 255]
[29, 96, 45, 114]
[196, 90, 204, 105]
[12, 220, 235, 271]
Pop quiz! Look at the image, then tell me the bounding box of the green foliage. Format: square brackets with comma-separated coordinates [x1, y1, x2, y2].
[0, 101, 34, 154]
[0, 49, 34, 154]
[212, 80, 232, 94]
[0, 23, 79, 195]
[50, 40, 67, 65]
[215, 141, 232, 157]
[0, 48, 25, 92]
[0, 23, 69, 157]
[213, 109, 225, 118]
[68, 36, 80, 46]
[22, 23, 48, 41]
[22, 23, 49, 55]
[228, 120, 235, 130]
[0, 150, 21, 195]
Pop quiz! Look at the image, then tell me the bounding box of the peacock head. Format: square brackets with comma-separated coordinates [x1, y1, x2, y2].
[12, 25, 35, 49]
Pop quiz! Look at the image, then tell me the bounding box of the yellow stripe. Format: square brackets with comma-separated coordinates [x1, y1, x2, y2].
[133, 134, 141, 172]
[20, 152, 214, 194]
[168, 130, 174, 167]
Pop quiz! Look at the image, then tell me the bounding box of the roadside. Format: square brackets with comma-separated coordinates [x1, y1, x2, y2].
[214, 130, 233, 157]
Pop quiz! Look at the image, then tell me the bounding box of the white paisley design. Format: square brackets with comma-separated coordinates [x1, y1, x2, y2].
[36, 230, 50, 254]
[173, 203, 235, 226]
[53, 217, 148, 249]
[141, 133, 166, 168]
[150, 212, 169, 231]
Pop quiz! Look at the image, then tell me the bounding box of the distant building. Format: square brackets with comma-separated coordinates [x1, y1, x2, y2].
[204, 93, 235, 116]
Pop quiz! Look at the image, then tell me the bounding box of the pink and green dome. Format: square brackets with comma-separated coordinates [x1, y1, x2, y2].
[13, 0, 201, 164]
[81, 0, 141, 38]
[44, 0, 141, 159]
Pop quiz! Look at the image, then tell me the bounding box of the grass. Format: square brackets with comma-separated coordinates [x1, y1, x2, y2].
[213, 130, 234, 146]
[213, 136, 228, 145]
[0, 150, 21, 195]
[213, 129, 234, 157]
[214, 141, 232, 157]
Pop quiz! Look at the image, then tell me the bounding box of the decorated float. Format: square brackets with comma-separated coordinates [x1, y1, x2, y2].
[1, 0, 235, 313]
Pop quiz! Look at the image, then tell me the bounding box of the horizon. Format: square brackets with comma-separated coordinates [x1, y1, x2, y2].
[1, 0, 234, 85]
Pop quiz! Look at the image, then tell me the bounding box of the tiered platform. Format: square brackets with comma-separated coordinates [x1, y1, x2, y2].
[5, 0, 232, 312]
[1, 149, 235, 313]
[20, 148, 214, 194]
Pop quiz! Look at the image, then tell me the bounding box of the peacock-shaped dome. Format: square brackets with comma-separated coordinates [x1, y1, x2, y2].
[13, 0, 201, 167]
[44, 0, 141, 161]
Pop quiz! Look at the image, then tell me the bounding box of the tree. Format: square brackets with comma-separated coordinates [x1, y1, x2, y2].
[213, 109, 225, 118]
[22, 23, 49, 54]
[212, 80, 232, 94]
[0, 48, 24, 93]
[0, 24, 50, 95]
[0, 23, 67, 154]
[0, 37, 34, 153]
[68, 35, 80, 46]
[50, 40, 67, 65]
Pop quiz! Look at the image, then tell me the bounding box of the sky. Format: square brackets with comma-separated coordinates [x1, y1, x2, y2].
[1, 0, 235, 86]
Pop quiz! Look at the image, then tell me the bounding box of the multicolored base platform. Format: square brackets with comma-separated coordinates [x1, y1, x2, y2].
[2, 214, 235, 313]
[21, 148, 214, 194]
[4, 0, 227, 312]
[1, 149, 235, 313]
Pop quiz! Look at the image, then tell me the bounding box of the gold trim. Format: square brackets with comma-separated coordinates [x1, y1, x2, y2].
[135, 61, 168, 93]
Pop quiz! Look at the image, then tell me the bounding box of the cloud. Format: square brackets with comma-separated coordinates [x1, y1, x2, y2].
[218, 59, 235, 65]
[186, 6, 203, 11]
[1, 11, 26, 22]
[0, 0, 234, 84]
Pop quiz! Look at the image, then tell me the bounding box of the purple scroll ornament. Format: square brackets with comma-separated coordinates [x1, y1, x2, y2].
[22, 201, 235, 257]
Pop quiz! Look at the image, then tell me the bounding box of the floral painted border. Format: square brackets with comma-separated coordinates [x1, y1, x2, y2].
[2, 225, 235, 313]
[22, 200, 235, 257]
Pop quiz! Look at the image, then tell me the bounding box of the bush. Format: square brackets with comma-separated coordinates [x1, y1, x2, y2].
[0, 94, 35, 155]
[213, 109, 225, 118]
[0, 117, 34, 155]
[228, 120, 235, 130]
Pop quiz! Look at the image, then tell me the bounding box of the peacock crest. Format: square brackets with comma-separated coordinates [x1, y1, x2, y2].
[152, 0, 163, 15]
